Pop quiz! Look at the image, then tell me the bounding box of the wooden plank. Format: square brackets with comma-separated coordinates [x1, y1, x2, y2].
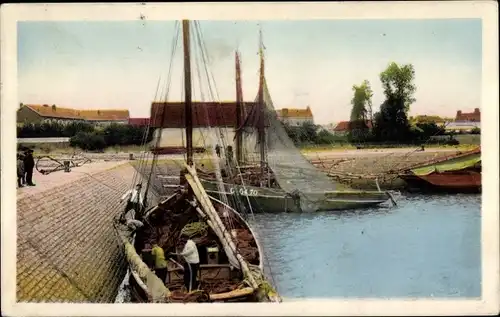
[183, 164, 259, 289]
[209, 287, 254, 301]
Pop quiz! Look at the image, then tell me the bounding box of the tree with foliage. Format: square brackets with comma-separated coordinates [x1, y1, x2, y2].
[69, 132, 107, 151]
[414, 122, 445, 140]
[470, 127, 481, 135]
[372, 62, 417, 142]
[379, 62, 416, 112]
[349, 80, 373, 142]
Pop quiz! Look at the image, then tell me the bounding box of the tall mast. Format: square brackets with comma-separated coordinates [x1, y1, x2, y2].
[235, 50, 244, 164]
[257, 28, 266, 175]
[182, 20, 193, 166]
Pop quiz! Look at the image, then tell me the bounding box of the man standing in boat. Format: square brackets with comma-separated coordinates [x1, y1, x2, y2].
[120, 183, 144, 220]
[151, 244, 168, 284]
[170, 235, 200, 293]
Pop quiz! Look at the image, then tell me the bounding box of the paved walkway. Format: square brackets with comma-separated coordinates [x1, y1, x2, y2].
[17, 160, 129, 200]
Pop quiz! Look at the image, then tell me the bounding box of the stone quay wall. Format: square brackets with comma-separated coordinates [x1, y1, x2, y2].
[16, 161, 158, 303]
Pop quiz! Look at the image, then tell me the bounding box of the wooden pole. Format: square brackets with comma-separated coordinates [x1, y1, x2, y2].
[182, 20, 193, 167]
[235, 51, 244, 164]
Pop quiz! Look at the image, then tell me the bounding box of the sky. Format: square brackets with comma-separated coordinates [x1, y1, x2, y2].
[17, 19, 482, 124]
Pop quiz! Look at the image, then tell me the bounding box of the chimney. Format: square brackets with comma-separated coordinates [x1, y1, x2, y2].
[474, 108, 480, 114]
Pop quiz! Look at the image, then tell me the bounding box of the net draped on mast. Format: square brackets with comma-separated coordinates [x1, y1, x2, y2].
[238, 64, 347, 212]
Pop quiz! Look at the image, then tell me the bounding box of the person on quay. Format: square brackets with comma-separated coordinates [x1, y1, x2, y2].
[17, 153, 25, 188]
[23, 149, 35, 186]
[170, 235, 200, 293]
[120, 183, 144, 220]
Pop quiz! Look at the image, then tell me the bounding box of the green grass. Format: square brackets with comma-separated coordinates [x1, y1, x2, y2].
[299, 143, 478, 153]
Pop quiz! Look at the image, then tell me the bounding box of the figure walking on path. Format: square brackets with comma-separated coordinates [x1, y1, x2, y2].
[215, 144, 221, 158]
[23, 149, 35, 186]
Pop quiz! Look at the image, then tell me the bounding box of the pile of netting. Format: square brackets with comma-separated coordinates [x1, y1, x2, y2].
[180, 221, 209, 238]
[218, 210, 259, 265]
[240, 77, 346, 212]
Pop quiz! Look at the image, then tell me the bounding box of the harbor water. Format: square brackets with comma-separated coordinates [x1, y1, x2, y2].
[115, 193, 481, 301]
[250, 193, 481, 298]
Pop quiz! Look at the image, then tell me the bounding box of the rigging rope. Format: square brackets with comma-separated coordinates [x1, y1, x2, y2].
[132, 21, 181, 206]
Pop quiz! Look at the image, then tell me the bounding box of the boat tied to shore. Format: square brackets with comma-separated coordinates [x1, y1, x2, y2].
[398, 146, 481, 193]
[113, 20, 280, 303]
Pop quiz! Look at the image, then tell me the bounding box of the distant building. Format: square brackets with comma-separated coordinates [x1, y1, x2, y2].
[149, 101, 258, 150]
[128, 118, 150, 127]
[17, 104, 130, 126]
[150, 101, 256, 128]
[332, 120, 373, 136]
[441, 108, 481, 133]
[455, 108, 480, 122]
[275, 106, 314, 126]
[445, 121, 481, 133]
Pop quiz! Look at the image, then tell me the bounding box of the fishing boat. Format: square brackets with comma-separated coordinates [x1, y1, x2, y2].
[150, 29, 394, 213]
[398, 147, 481, 193]
[114, 20, 280, 303]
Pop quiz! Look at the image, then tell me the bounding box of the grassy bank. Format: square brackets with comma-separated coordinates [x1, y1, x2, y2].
[23, 144, 147, 156]
[24, 141, 478, 157]
[299, 143, 478, 153]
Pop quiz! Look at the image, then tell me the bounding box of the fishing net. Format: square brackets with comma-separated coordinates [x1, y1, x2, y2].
[180, 221, 209, 238]
[238, 77, 343, 212]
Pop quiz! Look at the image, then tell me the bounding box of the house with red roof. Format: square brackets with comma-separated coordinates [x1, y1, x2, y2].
[275, 106, 314, 126]
[332, 120, 373, 136]
[17, 104, 130, 126]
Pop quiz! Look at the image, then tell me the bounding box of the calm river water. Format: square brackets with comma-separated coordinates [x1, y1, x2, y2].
[249, 194, 481, 299]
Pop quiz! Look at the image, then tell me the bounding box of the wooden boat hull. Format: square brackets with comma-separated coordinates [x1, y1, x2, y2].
[200, 180, 390, 213]
[116, 190, 275, 303]
[399, 171, 481, 193]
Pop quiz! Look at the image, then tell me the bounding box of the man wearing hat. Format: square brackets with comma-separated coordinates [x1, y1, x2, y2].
[23, 149, 35, 186]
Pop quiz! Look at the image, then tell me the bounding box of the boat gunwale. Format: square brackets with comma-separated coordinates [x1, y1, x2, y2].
[123, 193, 265, 302]
[200, 179, 390, 196]
[205, 189, 389, 203]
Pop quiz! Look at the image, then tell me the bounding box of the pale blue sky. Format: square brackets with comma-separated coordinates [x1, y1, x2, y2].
[18, 19, 482, 124]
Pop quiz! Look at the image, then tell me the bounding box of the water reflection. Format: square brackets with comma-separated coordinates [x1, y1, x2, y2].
[250, 194, 481, 298]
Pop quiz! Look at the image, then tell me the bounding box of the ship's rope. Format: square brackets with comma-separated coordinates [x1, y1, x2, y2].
[195, 22, 279, 296]
[130, 21, 181, 205]
[194, 21, 256, 220]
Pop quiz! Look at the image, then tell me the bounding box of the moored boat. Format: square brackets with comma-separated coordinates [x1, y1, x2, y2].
[114, 19, 280, 304]
[398, 147, 481, 193]
[200, 179, 392, 213]
[114, 167, 279, 303]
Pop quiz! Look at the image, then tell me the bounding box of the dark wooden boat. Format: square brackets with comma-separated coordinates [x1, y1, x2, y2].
[114, 167, 279, 303]
[114, 20, 280, 304]
[398, 147, 481, 193]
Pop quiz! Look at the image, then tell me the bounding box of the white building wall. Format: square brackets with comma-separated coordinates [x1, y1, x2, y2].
[281, 117, 314, 126]
[152, 128, 258, 153]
